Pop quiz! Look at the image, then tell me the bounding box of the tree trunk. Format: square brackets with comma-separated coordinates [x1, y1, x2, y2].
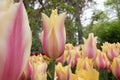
[116, 0, 120, 21]
[75, 0, 83, 44]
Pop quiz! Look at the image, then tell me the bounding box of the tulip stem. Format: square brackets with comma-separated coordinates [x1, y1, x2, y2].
[51, 60, 56, 80]
[47, 59, 56, 80]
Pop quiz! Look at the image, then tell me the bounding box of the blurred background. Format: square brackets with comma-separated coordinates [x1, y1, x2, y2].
[15, 0, 120, 52]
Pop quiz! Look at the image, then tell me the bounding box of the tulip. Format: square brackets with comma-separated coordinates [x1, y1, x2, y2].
[83, 33, 97, 59]
[76, 57, 93, 73]
[72, 74, 84, 80]
[102, 43, 119, 61]
[57, 50, 69, 64]
[55, 63, 72, 80]
[40, 9, 66, 60]
[116, 42, 120, 54]
[0, 0, 31, 80]
[74, 57, 99, 80]
[111, 56, 120, 79]
[76, 68, 99, 80]
[116, 42, 120, 55]
[65, 43, 74, 50]
[94, 50, 110, 69]
[22, 58, 33, 80]
[67, 49, 81, 67]
[107, 44, 119, 61]
[31, 55, 47, 80]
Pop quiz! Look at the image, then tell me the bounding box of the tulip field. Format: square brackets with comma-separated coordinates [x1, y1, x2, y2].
[0, 0, 120, 80]
[20, 34, 120, 80]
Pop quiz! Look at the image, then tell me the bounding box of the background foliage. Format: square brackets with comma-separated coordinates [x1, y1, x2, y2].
[15, 0, 120, 53]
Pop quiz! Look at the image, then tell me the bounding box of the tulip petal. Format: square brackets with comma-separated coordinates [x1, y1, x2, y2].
[0, 2, 31, 80]
[83, 33, 97, 59]
[55, 12, 66, 55]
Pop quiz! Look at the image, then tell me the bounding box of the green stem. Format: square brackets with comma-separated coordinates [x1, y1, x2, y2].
[51, 60, 56, 80]
[47, 60, 56, 80]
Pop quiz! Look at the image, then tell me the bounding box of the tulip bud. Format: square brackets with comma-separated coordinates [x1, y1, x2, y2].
[40, 9, 66, 60]
[111, 56, 120, 79]
[94, 50, 110, 69]
[83, 33, 97, 59]
[55, 63, 72, 80]
[0, 1, 32, 80]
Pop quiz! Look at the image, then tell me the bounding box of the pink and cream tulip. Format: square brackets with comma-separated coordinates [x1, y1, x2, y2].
[40, 9, 66, 60]
[76, 57, 93, 73]
[55, 63, 72, 80]
[102, 43, 119, 61]
[57, 50, 69, 64]
[83, 33, 97, 59]
[31, 55, 47, 80]
[0, 0, 31, 80]
[67, 49, 81, 67]
[22, 58, 33, 80]
[111, 56, 120, 80]
[94, 50, 110, 69]
[107, 45, 119, 61]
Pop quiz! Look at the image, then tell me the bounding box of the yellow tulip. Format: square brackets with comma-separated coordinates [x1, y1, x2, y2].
[76, 57, 93, 73]
[74, 58, 99, 80]
[65, 43, 74, 50]
[76, 68, 99, 80]
[72, 74, 84, 80]
[111, 56, 120, 79]
[55, 63, 72, 80]
[40, 9, 66, 60]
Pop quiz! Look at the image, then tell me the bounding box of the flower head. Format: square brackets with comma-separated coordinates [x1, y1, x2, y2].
[40, 9, 66, 60]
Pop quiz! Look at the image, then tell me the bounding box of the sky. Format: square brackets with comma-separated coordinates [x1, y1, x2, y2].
[81, 0, 105, 26]
[34, 0, 117, 27]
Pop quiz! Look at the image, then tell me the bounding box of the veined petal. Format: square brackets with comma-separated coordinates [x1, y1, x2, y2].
[0, 2, 31, 80]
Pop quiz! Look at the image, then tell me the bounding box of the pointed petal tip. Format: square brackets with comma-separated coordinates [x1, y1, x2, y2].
[41, 13, 49, 19]
[60, 12, 66, 17]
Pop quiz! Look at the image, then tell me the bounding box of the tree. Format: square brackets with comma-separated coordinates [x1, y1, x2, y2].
[93, 21, 120, 43]
[105, 0, 120, 21]
[15, 0, 96, 51]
